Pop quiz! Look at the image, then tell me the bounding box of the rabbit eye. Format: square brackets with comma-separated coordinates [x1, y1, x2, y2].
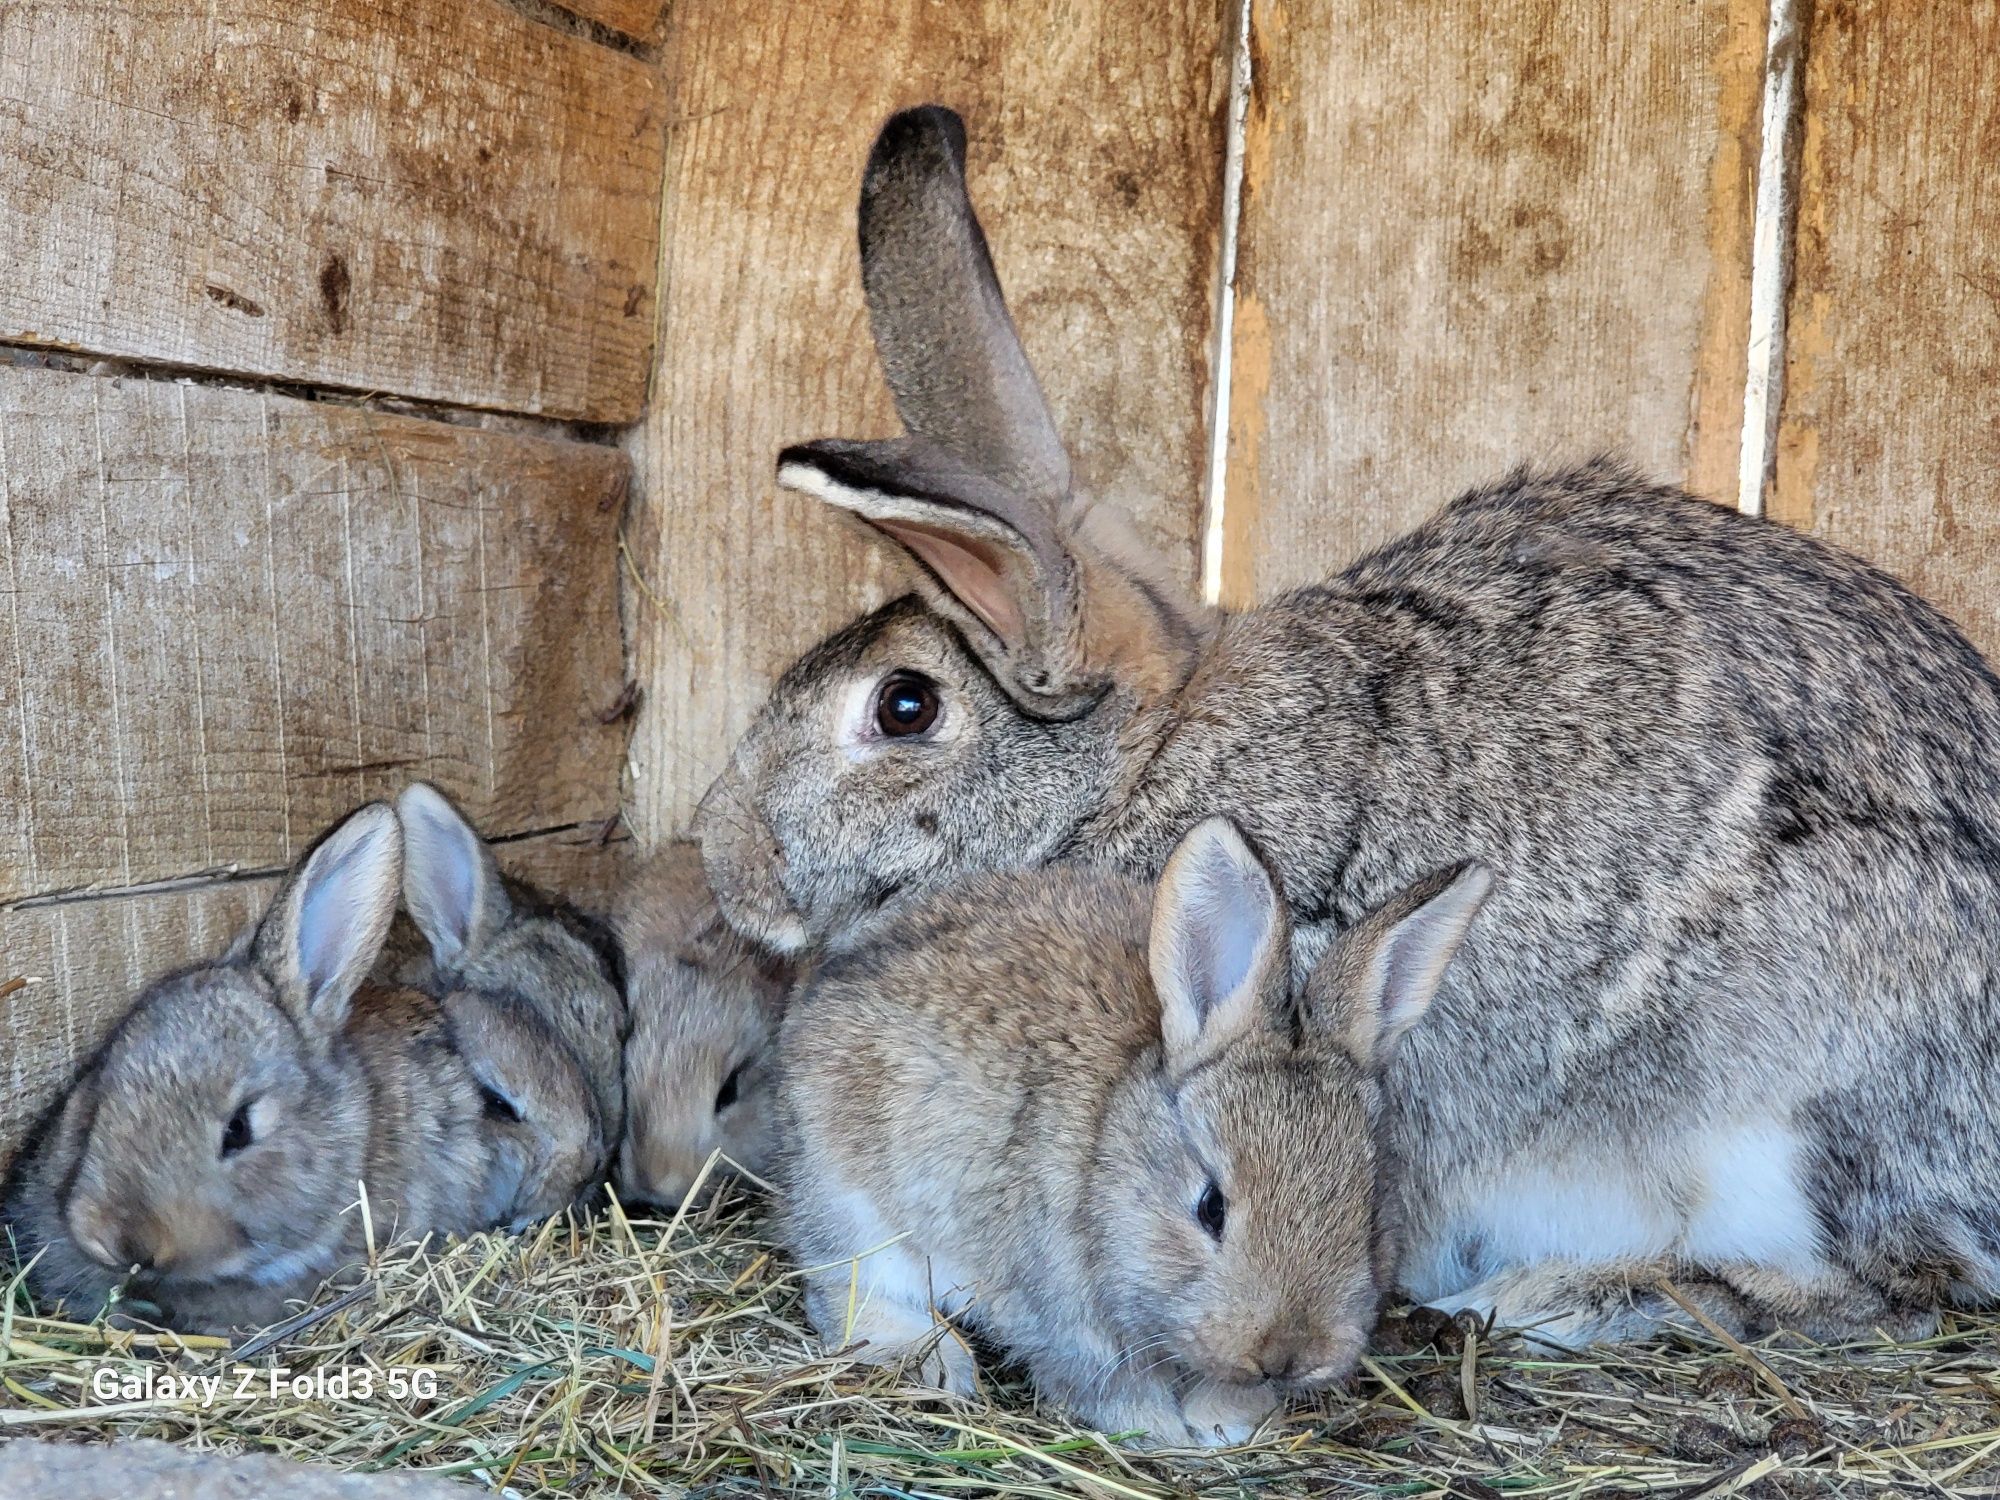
[874, 672, 940, 738]
[1195, 1179, 1227, 1242]
[481, 1084, 523, 1123]
[221, 1103, 255, 1158]
[715, 1061, 748, 1113]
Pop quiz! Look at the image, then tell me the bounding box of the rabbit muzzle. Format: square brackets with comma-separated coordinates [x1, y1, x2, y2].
[693, 771, 809, 954]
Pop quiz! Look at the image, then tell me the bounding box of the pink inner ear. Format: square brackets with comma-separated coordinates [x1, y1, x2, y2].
[875, 518, 1026, 646]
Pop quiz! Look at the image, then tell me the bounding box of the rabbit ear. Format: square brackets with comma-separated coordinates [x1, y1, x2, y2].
[1150, 819, 1288, 1071]
[778, 436, 1097, 713]
[1310, 863, 1494, 1067]
[253, 802, 403, 1035]
[398, 783, 512, 969]
[778, 106, 1097, 716]
[855, 104, 1068, 504]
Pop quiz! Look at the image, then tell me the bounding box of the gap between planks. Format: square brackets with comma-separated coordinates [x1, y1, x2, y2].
[1737, 0, 1808, 517]
[1, 819, 621, 916]
[1200, 0, 1255, 608]
[0, 345, 635, 454]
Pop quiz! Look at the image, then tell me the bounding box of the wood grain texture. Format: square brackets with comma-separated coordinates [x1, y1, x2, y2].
[0, 0, 663, 421]
[0, 365, 630, 905]
[551, 0, 663, 41]
[0, 825, 632, 1161]
[1770, 2, 2000, 659]
[1222, 0, 1765, 605]
[625, 0, 1230, 837]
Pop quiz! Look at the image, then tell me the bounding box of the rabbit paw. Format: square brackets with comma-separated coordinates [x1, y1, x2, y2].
[910, 1327, 978, 1398]
[1177, 1380, 1277, 1447]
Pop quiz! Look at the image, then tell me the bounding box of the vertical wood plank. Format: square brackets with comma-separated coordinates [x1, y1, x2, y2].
[1222, 0, 1766, 605]
[1770, 2, 2000, 658]
[625, 0, 1232, 838]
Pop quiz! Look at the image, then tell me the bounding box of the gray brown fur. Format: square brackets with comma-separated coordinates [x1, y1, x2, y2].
[777, 820, 1488, 1444]
[0, 806, 525, 1333]
[613, 839, 794, 1209]
[702, 105, 2000, 1348]
[390, 783, 627, 1221]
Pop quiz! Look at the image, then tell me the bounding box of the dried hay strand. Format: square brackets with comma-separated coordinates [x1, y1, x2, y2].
[4, 1190, 1999, 1498]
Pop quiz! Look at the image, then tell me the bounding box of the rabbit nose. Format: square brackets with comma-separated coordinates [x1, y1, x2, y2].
[1249, 1328, 1311, 1383]
[108, 1229, 157, 1273]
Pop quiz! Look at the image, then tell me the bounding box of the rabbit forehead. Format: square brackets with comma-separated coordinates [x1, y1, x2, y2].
[450, 914, 619, 1011]
[627, 952, 780, 1054]
[97, 967, 302, 1101]
[1172, 1050, 1377, 1235]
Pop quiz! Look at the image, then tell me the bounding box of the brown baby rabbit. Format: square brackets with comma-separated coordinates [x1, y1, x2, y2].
[393, 783, 627, 1222]
[0, 805, 537, 1333]
[779, 819, 1491, 1446]
[613, 841, 793, 1211]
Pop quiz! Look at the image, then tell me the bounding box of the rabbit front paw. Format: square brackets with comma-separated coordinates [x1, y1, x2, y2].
[1178, 1378, 1277, 1447]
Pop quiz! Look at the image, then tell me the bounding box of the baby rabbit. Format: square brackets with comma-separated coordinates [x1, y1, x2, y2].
[612, 841, 794, 1211]
[0, 805, 544, 1333]
[779, 818, 1491, 1446]
[392, 783, 627, 1221]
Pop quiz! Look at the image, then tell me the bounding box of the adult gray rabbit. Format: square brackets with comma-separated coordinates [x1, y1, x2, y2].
[697, 105, 2000, 1341]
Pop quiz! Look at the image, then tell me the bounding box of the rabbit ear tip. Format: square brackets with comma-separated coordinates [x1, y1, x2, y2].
[870, 105, 968, 172]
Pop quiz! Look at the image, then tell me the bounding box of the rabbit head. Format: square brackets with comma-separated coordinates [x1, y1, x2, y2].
[32, 804, 401, 1304]
[695, 105, 1212, 953]
[438, 989, 604, 1229]
[395, 783, 624, 1213]
[612, 843, 793, 1210]
[1103, 822, 1493, 1395]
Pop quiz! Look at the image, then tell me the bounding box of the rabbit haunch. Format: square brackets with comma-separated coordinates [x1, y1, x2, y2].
[778, 819, 1494, 1445]
[698, 104, 2000, 1343]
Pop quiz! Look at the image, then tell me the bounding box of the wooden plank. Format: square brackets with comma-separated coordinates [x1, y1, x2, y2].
[553, 0, 664, 41]
[0, 826, 631, 1160]
[625, 0, 1231, 837]
[1221, 0, 1766, 605]
[0, 364, 630, 905]
[1770, 4, 2000, 660]
[0, 0, 663, 422]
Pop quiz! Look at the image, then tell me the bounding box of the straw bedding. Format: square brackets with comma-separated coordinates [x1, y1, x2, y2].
[3, 1188, 1997, 1498]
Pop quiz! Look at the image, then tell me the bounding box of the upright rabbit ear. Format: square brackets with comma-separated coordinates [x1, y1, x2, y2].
[397, 783, 511, 970]
[1308, 864, 1494, 1068]
[1150, 819, 1289, 1072]
[779, 106, 1095, 717]
[855, 104, 1068, 502]
[253, 802, 403, 1036]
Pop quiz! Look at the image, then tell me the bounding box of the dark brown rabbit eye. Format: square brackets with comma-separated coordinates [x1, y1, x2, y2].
[716, 1061, 748, 1113]
[875, 672, 940, 738]
[481, 1084, 523, 1124]
[1195, 1180, 1227, 1242]
[221, 1103, 255, 1158]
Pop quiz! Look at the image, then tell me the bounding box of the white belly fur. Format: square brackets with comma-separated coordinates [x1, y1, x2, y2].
[1403, 1120, 1825, 1302]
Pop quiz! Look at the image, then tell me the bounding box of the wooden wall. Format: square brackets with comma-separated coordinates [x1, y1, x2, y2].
[6, 0, 1996, 1155]
[1770, 1, 2000, 661]
[1221, 0, 1768, 601]
[0, 0, 658, 1151]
